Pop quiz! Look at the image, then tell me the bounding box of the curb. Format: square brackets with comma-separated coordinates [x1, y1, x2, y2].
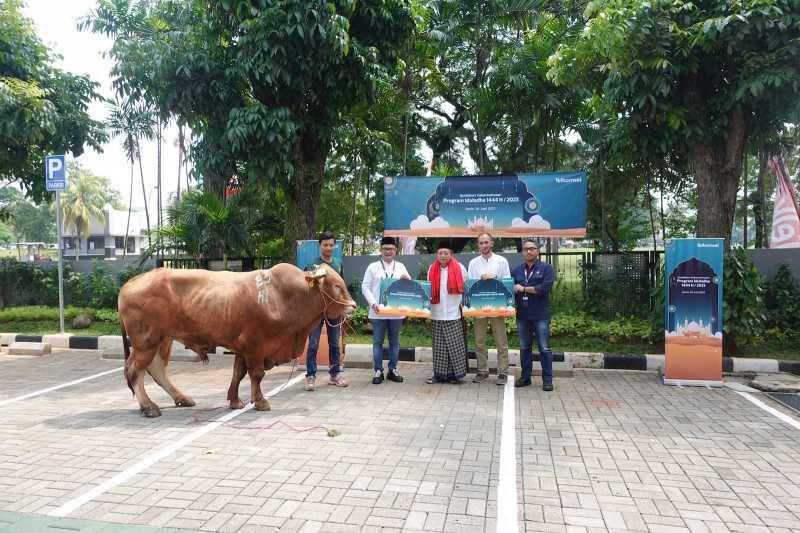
[2, 333, 798, 374]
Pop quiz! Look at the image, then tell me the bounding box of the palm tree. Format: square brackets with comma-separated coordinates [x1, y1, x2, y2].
[143, 187, 253, 268]
[107, 100, 156, 259]
[59, 165, 110, 259]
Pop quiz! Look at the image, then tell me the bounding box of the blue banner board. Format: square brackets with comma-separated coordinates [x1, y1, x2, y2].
[296, 240, 344, 272]
[463, 278, 516, 318]
[383, 172, 587, 237]
[664, 238, 724, 385]
[378, 278, 432, 318]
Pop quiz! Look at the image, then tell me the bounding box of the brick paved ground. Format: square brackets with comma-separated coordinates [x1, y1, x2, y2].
[1, 350, 800, 532]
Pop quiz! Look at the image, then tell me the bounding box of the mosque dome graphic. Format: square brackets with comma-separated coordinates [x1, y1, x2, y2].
[667, 257, 719, 336]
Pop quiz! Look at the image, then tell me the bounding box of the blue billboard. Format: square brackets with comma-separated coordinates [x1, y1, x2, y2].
[383, 172, 587, 237]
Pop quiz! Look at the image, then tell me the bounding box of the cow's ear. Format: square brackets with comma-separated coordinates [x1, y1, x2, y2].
[312, 268, 327, 279]
[304, 271, 317, 288]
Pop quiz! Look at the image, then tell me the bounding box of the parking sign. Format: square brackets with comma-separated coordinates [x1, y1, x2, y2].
[45, 155, 67, 191]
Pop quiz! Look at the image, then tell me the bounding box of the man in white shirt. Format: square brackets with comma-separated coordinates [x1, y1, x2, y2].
[361, 236, 411, 384]
[467, 233, 511, 385]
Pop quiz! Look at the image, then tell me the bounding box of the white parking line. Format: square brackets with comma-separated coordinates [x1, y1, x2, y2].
[497, 378, 519, 533]
[49, 373, 306, 518]
[0, 367, 123, 407]
[734, 390, 800, 430]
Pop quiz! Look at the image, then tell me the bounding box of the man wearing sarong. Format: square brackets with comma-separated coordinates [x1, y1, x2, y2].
[426, 241, 469, 384]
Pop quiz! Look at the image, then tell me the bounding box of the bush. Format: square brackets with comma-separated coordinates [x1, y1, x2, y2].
[723, 246, 767, 355]
[764, 264, 800, 330]
[0, 259, 151, 310]
[0, 305, 118, 323]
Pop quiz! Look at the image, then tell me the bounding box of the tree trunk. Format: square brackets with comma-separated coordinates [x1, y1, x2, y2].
[284, 133, 328, 262]
[136, 142, 152, 248]
[689, 109, 747, 248]
[176, 124, 184, 202]
[742, 153, 748, 247]
[753, 149, 769, 248]
[123, 158, 134, 260]
[156, 121, 163, 260]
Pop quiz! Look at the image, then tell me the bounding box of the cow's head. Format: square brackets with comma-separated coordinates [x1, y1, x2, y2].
[305, 265, 357, 319]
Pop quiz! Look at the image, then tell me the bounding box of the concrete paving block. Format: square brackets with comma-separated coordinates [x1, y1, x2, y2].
[42, 333, 72, 349]
[646, 354, 665, 371]
[8, 342, 51, 356]
[531, 361, 573, 377]
[565, 352, 604, 368]
[734, 358, 780, 373]
[99, 335, 124, 352]
[415, 347, 433, 362]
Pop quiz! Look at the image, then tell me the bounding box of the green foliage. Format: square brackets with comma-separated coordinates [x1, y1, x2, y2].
[764, 264, 800, 331]
[0, 187, 56, 243]
[723, 247, 767, 355]
[143, 186, 262, 262]
[0, 305, 117, 323]
[549, 0, 800, 242]
[83, 0, 414, 251]
[0, 0, 106, 202]
[0, 259, 151, 310]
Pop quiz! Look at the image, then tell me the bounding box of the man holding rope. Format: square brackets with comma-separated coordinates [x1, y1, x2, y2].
[304, 231, 348, 391]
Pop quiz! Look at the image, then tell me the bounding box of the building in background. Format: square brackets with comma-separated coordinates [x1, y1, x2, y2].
[61, 204, 149, 259]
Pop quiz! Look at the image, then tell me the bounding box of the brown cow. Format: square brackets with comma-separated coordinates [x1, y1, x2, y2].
[118, 263, 356, 417]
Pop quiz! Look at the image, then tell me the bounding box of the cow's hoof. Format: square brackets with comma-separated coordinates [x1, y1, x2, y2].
[141, 405, 162, 418]
[174, 397, 196, 407]
[229, 399, 245, 410]
[254, 399, 271, 412]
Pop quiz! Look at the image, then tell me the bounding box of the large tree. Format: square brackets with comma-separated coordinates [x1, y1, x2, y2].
[549, 0, 800, 245]
[83, 0, 413, 257]
[0, 0, 106, 202]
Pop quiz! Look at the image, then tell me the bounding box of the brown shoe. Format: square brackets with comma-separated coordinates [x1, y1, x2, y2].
[472, 372, 489, 383]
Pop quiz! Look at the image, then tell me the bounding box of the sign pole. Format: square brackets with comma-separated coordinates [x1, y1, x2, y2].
[46, 154, 67, 334]
[55, 189, 65, 334]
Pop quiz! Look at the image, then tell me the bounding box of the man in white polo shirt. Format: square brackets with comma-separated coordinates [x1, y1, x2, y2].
[467, 232, 511, 385]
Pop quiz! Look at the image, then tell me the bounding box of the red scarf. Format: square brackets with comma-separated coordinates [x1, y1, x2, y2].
[428, 259, 464, 304]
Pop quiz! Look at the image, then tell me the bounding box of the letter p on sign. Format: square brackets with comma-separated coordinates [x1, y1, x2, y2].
[45, 155, 67, 191]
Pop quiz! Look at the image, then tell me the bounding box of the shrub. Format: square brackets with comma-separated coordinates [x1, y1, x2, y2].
[723, 247, 767, 355]
[764, 264, 800, 331]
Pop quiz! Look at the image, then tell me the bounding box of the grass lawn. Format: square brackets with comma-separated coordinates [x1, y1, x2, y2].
[0, 320, 120, 336]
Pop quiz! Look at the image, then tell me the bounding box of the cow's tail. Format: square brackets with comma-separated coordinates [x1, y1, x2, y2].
[120, 319, 134, 395]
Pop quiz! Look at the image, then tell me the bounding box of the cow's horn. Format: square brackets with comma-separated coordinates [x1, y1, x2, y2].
[312, 268, 327, 279]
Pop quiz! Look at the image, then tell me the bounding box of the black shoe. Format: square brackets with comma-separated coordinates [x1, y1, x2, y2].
[515, 378, 531, 388]
[372, 371, 384, 384]
[472, 372, 489, 383]
[387, 371, 404, 383]
[496, 374, 508, 385]
[543, 381, 554, 392]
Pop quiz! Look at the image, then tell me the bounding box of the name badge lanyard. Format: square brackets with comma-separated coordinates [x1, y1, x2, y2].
[522, 265, 536, 306]
[381, 260, 396, 280]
